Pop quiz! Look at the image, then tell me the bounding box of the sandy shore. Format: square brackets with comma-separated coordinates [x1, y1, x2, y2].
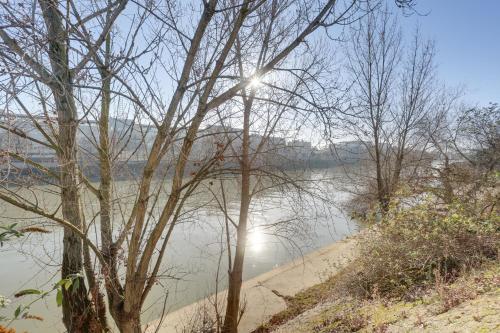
[145, 234, 359, 333]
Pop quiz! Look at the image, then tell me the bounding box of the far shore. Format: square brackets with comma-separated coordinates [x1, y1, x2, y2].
[145, 232, 361, 333]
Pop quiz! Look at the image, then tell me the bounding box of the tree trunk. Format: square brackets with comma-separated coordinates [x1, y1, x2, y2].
[57, 84, 101, 332]
[222, 194, 250, 333]
[56, 55, 102, 333]
[116, 313, 142, 333]
[441, 156, 454, 204]
[222, 91, 253, 333]
[98, 29, 126, 328]
[39, 1, 101, 331]
[373, 134, 390, 213]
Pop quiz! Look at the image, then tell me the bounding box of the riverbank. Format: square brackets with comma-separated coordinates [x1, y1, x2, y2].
[254, 191, 499, 333]
[272, 262, 500, 333]
[145, 233, 360, 333]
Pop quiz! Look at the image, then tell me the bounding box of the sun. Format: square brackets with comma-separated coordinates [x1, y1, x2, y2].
[249, 77, 261, 88]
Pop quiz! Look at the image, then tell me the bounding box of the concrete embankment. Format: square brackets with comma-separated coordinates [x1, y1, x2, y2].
[145, 234, 359, 333]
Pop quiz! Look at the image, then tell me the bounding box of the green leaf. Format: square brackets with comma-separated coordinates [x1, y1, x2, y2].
[64, 279, 73, 291]
[55, 279, 65, 288]
[72, 278, 80, 292]
[15, 289, 42, 297]
[14, 305, 21, 318]
[56, 289, 63, 307]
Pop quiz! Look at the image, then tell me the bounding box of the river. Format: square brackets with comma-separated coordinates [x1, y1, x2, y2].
[0, 167, 359, 332]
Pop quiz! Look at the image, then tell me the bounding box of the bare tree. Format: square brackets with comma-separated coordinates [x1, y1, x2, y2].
[204, 2, 365, 331]
[0, 1, 127, 331]
[342, 7, 435, 213]
[423, 98, 499, 203]
[420, 88, 462, 203]
[454, 104, 500, 172]
[1, 1, 379, 332]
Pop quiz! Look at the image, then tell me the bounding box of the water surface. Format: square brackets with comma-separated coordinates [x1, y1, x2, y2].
[0, 168, 358, 332]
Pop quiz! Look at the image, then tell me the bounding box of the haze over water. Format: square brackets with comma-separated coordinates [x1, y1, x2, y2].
[0, 167, 359, 333]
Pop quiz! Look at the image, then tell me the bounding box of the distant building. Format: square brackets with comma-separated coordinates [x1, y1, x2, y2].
[0, 114, 158, 172]
[286, 140, 312, 161]
[328, 141, 369, 163]
[1, 114, 367, 176]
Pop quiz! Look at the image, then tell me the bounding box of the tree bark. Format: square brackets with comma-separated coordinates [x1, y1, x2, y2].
[373, 133, 390, 213]
[222, 90, 253, 333]
[116, 312, 142, 333]
[39, 1, 101, 331]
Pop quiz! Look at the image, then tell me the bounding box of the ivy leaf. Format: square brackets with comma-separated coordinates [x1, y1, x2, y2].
[56, 289, 63, 307]
[14, 289, 42, 298]
[55, 279, 66, 288]
[72, 278, 80, 292]
[14, 305, 21, 318]
[64, 279, 72, 291]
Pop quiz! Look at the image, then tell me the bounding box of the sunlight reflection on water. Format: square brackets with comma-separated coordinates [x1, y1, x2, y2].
[248, 226, 266, 253]
[0, 168, 360, 333]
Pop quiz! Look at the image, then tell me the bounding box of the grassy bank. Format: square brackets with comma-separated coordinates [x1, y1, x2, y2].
[253, 188, 499, 333]
[270, 262, 499, 333]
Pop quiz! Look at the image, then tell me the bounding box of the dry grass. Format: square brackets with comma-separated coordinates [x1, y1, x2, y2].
[251, 268, 356, 333]
[252, 191, 499, 332]
[342, 198, 499, 300]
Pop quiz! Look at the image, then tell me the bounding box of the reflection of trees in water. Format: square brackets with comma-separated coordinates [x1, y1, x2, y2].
[0, 168, 358, 332]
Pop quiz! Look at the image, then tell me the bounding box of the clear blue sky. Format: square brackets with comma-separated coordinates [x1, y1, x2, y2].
[400, 0, 500, 105]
